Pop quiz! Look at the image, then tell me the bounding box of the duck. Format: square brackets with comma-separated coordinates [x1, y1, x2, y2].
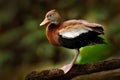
[40, 9, 105, 74]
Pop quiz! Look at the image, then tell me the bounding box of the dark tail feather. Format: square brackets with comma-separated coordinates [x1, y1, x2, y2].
[93, 36, 106, 44]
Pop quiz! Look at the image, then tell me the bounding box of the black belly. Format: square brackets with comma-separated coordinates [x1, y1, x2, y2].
[58, 31, 104, 49]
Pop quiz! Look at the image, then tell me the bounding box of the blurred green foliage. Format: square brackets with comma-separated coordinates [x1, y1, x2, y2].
[0, 0, 120, 80]
[77, 44, 111, 64]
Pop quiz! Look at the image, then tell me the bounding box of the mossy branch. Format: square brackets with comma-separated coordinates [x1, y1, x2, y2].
[25, 59, 120, 80]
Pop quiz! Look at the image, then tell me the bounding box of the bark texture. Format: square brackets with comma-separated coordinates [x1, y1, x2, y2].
[25, 59, 120, 80]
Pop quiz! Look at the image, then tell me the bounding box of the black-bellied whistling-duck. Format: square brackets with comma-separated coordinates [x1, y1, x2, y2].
[40, 9, 105, 74]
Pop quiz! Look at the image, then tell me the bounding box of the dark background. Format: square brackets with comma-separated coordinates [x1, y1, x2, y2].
[0, 0, 120, 80]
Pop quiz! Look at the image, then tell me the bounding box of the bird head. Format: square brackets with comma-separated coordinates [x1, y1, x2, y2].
[40, 9, 61, 26]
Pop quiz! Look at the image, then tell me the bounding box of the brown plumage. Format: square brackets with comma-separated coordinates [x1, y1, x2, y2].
[40, 9, 105, 74]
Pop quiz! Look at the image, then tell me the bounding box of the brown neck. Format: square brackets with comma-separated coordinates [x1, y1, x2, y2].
[48, 23, 57, 29]
[46, 23, 61, 46]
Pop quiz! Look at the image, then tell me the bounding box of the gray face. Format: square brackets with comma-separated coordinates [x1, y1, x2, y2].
[46, 12, 61, 25]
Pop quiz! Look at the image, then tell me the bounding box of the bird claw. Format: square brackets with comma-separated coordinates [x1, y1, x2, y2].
[59, 63, 73, 74]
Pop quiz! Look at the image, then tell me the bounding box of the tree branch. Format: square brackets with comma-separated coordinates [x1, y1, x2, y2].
[25, 59, 120, 80]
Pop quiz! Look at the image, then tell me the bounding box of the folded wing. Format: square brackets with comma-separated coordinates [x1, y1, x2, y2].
[59, 20, 104, 39]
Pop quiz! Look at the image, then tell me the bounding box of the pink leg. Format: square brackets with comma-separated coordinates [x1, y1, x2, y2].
[59, 48, 79, 74]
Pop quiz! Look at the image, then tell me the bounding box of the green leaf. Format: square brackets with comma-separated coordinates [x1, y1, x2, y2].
[76, 43, 112, 64]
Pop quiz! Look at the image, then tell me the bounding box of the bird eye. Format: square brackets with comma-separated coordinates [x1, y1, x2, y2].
[47, 14, 55, 21]
[49, 14, 54, 17]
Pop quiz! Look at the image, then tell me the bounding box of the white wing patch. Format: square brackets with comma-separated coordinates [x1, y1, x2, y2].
[59, 26, 92, 38]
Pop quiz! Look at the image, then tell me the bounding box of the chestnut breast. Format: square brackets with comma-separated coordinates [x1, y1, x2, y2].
[46, 23, 61, 46]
